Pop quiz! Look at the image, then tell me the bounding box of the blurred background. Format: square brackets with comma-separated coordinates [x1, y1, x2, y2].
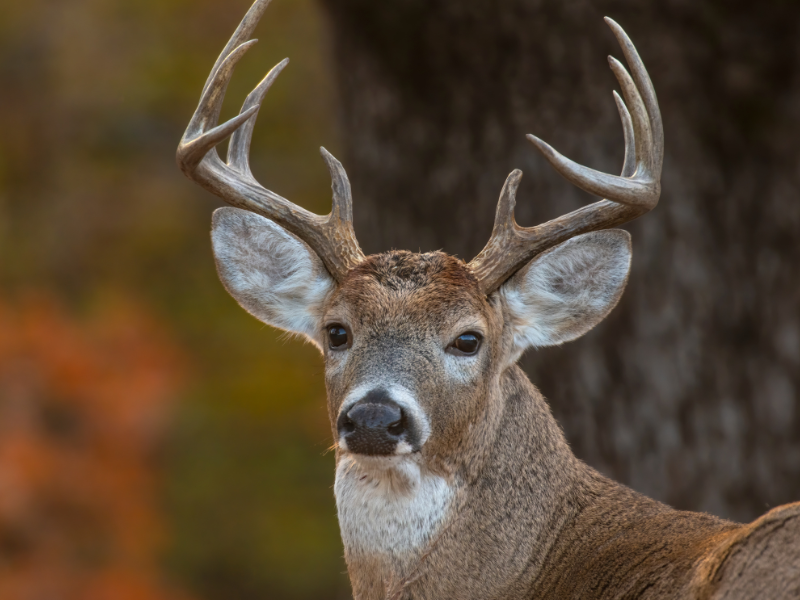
[0, 0, 798, 599]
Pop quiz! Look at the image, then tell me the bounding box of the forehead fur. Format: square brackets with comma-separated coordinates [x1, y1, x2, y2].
[333, 251, 487, 319]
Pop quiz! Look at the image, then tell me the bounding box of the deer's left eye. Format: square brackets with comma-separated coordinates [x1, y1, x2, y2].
[448, 332, 482, 356]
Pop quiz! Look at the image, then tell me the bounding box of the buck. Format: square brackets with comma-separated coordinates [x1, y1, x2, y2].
[177, 1, 800, 598]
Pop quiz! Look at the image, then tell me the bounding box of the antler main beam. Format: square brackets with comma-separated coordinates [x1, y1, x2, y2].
[176, 0, 364, 282]
[469, 18, 663, 295]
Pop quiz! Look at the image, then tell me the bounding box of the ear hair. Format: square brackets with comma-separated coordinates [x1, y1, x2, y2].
[499, 230, 631, 359]
[211, 207, 335, 348]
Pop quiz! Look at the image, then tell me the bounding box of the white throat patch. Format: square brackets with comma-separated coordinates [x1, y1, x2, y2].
[334, 455, 455, 558]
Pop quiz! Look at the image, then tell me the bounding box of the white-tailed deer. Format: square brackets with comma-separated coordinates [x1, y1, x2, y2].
[177, 1, 800, 598]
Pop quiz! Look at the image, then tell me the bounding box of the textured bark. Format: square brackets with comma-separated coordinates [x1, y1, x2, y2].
[319, 0, 800, 521]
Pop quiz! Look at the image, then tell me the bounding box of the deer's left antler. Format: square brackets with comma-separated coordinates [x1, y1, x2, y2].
[469, 18, 663, 295]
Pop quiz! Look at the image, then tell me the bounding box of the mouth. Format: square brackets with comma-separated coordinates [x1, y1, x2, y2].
[337, 432, 417, 457]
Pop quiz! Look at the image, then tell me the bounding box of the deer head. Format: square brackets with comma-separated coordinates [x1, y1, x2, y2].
[177, 0, 662, 589]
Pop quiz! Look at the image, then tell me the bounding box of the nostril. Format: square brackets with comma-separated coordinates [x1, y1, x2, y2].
[387, 411, 406, 437]
[341, 416, 355, 434]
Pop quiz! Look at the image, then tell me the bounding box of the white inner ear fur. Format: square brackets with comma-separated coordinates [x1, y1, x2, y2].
[499, 230, 631, 359]
[211, 207, 335, 348]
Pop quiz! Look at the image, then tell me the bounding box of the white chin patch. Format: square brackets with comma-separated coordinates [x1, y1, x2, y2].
[334, 454, 455, 557]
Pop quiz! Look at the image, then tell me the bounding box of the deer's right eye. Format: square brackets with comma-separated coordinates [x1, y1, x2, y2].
[328, 325, 350, 350]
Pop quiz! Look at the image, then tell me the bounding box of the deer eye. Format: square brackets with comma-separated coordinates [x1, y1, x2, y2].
[327, 324, 350, 350]
[448, 332, 482, 356]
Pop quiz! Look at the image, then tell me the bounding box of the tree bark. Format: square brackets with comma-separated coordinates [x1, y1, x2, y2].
[319, 0, 800, 521]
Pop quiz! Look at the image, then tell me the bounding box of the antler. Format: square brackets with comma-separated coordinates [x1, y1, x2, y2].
[468, 18, 663, 295]
[176, 0, 364, 282]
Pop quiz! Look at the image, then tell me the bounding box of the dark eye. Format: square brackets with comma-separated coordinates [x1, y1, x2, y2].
[449, 332, 482, 356]
[327, 325, 350, 350]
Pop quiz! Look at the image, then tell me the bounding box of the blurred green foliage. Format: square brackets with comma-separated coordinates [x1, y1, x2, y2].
[0, 0, 350, 598]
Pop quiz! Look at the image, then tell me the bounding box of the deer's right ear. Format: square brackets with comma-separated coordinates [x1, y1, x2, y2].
[498, 230, 631, 358]
[211, 207, 335, 348]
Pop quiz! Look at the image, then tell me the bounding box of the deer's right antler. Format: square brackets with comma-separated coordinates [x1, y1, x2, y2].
[176, 0, 364, 283]
[468, 18, 663, 295]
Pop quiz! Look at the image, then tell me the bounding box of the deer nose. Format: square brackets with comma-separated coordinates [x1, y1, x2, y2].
[337, 392, 407, 456]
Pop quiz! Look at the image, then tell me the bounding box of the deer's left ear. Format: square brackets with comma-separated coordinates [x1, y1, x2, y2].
[498, 230, 631, 357]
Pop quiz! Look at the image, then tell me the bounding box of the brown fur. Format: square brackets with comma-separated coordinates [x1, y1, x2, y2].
[209, 224, 799, 599]
[320, 253, 799, 600]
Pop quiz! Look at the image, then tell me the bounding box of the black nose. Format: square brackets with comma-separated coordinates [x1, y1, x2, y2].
[337, 390, 407, 456]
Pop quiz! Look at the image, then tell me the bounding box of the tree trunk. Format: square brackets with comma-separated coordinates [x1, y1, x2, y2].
[319, 0, 800, 521]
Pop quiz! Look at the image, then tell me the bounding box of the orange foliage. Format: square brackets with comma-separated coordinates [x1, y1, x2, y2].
[0, 293, 192, 600]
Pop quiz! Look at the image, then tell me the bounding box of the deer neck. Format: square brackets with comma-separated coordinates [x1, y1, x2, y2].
[335, 364, 587, 599]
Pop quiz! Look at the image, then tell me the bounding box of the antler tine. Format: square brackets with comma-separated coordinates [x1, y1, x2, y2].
[613, 91, 636, 179]
[608, 56, 653, 177]
[469, 18, 662, 295]
[177, 0, 365, 283]
[227, 58, 289, 173]
[201, 0, 272, 97]
[181, 40, 256, 155]
[605, 17, 664, 173]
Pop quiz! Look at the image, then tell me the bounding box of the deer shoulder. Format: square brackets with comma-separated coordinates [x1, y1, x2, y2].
[531, 476, 800, 598]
